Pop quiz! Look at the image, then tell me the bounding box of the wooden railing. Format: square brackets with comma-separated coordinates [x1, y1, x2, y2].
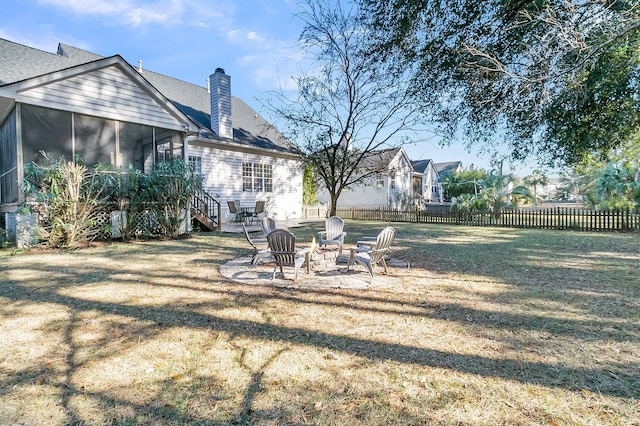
[191, 190, 221, 231]
[335, 205, 640, 232]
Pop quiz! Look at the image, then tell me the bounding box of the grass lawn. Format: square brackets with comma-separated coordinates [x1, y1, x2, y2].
[1, 222, 639, 425]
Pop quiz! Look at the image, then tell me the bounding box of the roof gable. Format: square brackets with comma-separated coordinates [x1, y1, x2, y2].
[0, 55, 198, 132]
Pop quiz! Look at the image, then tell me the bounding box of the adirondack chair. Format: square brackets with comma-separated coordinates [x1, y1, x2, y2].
[266, 229, 309, 280]
[260, 216, 276, 237]
[316, 216, 347, 255]
[242, 224, 271, 265]
[347, 226, 396, 278]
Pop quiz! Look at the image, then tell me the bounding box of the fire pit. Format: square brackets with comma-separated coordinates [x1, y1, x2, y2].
[305, 237, 344, 272]
[307, 247, 342, 272]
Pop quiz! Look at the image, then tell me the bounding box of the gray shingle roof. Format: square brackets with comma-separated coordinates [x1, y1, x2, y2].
[411, 159, 433, 174]
[0, 38, 299, 155]
[434, 161, 462, 175]
[356, 147, 403, 170]
[0, 38, 91, 85]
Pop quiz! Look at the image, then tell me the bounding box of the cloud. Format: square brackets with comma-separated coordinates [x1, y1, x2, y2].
[246, 32, 265, 43]
[38, 0, 132, 15]
[36, 0, 225, 27]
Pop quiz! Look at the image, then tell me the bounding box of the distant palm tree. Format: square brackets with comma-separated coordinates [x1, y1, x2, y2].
[481, 161, 531, 218]
[524, 170, 548, 205]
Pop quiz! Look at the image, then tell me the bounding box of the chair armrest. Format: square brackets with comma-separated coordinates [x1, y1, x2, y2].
[356, 240, 376, 248]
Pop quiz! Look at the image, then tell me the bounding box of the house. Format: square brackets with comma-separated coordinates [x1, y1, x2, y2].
[0, 38, 304, 230]
[411, 159, 441, 203]
[317, 147, 414, 209]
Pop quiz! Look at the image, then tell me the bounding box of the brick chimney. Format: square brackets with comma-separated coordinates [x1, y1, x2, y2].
[210, 68, 232, 139]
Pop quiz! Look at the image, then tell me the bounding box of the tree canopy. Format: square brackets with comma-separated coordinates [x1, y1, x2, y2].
[359, 0, 640, 167]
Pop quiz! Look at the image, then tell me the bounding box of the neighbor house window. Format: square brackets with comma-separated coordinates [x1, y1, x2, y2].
[390, 171, 396, 190]
[188, 155, 202, 177]
[375, 173, 384, 189]
[243, 162, 272, 192]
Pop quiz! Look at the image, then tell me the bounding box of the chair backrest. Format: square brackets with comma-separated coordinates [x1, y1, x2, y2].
[242, 223, 255, 246]
[325, 216, 345, 240]
[227, 200, 238, 214]
[370, 227, 396, 263]
[254, 200, 265, 214]
[266, 229, 297, 267]
[261, 216, 276, 237]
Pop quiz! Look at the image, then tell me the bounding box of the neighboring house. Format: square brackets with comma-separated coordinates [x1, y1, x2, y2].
[317, 147, 414, 209]
[411, 159, 441, 203]
[0, 38, 303, 227]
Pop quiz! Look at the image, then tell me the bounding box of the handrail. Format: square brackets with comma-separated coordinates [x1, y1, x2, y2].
[191, 190, 221, 231]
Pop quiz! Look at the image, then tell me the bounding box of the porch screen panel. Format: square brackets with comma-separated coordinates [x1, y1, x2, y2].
[74, 114, 116, 166]
[119, 122, 153, 171]
[0, 109, 18, 204]
[21, 104, 72, 164]
[155, 129, 183, 163]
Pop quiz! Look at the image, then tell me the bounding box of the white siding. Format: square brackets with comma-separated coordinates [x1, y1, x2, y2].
[317, 149, 415, 209]
[329, 178, 389, 208]
[190, 144, 304, 221]
[16, 65, 185, 130]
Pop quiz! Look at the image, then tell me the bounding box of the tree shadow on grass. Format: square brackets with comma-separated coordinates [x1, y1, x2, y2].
[1, 283, 637, 400]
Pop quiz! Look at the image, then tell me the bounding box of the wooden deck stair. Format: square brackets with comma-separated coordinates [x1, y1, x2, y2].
[191, 190, 221, 231]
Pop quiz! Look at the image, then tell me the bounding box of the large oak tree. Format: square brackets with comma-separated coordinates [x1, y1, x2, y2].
[359, 0, 640, 167]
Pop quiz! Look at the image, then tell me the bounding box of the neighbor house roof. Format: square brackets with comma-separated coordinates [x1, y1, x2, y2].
[411, 159, 434, 174]
[0, 38, 299, 155]
[435, 161, 462, 176]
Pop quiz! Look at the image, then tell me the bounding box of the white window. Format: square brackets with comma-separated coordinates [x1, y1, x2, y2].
[243, 162, 273, 192]
[390, 170, 396, 190]
[375, 173, 384, 189]
[188, 155, 202, 176]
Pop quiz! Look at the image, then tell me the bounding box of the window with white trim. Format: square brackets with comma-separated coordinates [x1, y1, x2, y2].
[188, 155, 202, 177]
[242, 162, 273, 192]
[390, 170, 396, 190]
[375, 173, 384, 189]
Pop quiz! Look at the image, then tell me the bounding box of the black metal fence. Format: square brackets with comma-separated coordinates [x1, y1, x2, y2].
[335, 205, 640, 232]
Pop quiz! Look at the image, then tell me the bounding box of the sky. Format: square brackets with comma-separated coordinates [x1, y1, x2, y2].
[1, 0, 543, 176]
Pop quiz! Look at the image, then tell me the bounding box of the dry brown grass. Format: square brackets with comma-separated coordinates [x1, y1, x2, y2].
[1, 222, 639, 425]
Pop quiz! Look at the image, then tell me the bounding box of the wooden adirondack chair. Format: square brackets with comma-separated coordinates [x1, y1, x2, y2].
[347, 227, 396, 278]
[242, 223, 271, 265]
[316, 216, 347, 255]
[266, 229, 309, 280]
[260, 216, 276, 237]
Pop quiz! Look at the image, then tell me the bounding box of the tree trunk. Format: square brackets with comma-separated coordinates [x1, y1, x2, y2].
[329, 192, 339, 217]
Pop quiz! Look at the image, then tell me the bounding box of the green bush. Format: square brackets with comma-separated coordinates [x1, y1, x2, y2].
[23, 157, 202, 247]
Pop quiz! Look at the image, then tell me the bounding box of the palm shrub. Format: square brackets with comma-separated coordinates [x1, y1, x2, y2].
[141, 160, 202, 238]
[594, 162, 640, 210]
[480, 170, 532, 219]
[97, 164, 146, 240]
[23, 157, 109, 248]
